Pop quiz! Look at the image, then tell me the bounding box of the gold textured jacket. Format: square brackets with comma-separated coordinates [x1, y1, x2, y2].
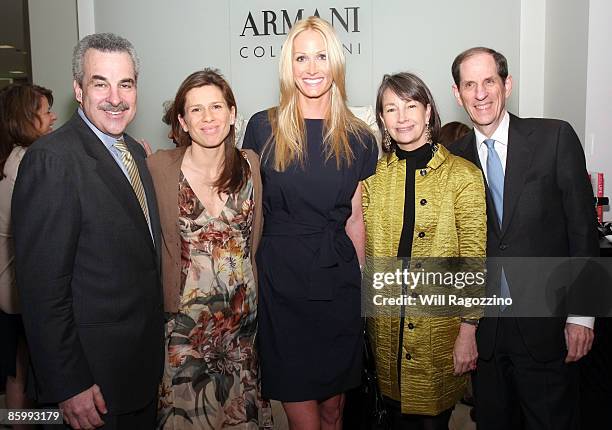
[362, 144, 486, 415]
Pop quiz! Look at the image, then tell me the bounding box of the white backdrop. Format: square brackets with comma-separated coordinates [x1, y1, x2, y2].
[229, 1, 374, 123]
[29, 1, 611, 220]
[87, 0, 520, 150]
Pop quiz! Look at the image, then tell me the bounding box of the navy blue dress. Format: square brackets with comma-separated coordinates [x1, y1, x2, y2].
[242, 110, 378, 401]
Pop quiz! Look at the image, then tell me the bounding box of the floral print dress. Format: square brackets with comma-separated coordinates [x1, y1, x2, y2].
[157, 171, 268, 429]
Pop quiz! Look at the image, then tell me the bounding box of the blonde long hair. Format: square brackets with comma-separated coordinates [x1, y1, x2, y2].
[267, 16, 371, 171]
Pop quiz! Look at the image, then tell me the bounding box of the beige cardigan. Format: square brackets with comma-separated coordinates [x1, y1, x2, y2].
[0, 146, 26, 313]
[147, 147, 263, 313]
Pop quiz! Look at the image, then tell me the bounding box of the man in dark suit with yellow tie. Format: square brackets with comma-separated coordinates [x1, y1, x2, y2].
[12, 33, 163, 429]
[449, 47, 599, 430]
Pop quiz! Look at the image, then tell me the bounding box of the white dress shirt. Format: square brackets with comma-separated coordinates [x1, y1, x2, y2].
[474, 111, 509, 181]
[473, 111, 593, 329]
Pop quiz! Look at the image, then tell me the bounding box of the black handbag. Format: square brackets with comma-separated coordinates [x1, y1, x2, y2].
[362, 324, 391, 430]
[343, 323, 391, 430]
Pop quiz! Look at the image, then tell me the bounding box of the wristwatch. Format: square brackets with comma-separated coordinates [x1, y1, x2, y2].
[460, 317, 480, 327]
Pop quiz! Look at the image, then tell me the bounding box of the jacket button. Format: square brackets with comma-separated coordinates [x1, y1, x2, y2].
[405, 353, 412, 360]
[414, 262, 422, 269]
[420, 169, 427, 176]
[408, 323, 415, 330]
[420, 199, 427, 206]
[418, 232, 425, 238]
[499, 243, 509, 250]
[411, 292, 418, 298]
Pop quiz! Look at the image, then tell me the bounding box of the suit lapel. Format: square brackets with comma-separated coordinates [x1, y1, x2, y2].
[453, 132, 502, 238]
[73, 114, 155, 250]
[500, 114, 536, 237]
[455, 131, 480, 167]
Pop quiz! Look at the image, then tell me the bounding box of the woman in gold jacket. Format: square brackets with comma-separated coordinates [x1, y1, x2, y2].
[363, 72, 486, 429]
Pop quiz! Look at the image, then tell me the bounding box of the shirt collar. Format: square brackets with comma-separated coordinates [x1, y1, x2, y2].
[386, 143, 448, 170]
[475, 110, 510, 149]
[78, 108, 124, 149]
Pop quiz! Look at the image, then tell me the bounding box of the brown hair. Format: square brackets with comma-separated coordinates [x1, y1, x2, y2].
[161, 100, 179, 146]
[375, 72, 441, 153]
[439, 121, 471, 147]
[451, 47, 509, 86]
[0, 83, 54, 179]
[171, 69, 249, 194]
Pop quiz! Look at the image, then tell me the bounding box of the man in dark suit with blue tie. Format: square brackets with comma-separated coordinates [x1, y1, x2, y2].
[12, 33, 164, 429]
[449, 47, 599, 430]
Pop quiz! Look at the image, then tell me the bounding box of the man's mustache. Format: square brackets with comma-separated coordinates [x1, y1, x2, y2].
[98, 102, 129, 113]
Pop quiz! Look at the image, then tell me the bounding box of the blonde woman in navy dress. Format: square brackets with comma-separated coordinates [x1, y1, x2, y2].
[242, 16, 378, 430]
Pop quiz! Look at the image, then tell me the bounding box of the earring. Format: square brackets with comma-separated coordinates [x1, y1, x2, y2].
[425, 124, 432, 145]
[383, 129, 392, 152]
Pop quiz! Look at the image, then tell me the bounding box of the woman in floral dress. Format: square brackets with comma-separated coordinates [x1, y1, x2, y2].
[147, 69, 265, 429]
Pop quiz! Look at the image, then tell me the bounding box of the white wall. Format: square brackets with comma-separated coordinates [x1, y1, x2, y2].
[30, 0, 609, 221]
[543, 0, 590, 141]
[584, 0, 612, 220]
[518, 0, 609, 219]
[370, 1, 520, 131]
[76, 0, 95, 38]
[519, 0, 546, 117]
[86, 0, 520, 149]
[91, 0, 231, 148]
[28, 0, 79, 125]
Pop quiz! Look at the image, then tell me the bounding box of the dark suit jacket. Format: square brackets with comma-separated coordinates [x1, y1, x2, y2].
[450, 113, 599, 361]
[12, 113, 164, 413]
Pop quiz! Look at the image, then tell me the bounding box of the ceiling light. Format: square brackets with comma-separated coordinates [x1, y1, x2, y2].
[0, 45, 16, 49]
[8, 70, 25, 74]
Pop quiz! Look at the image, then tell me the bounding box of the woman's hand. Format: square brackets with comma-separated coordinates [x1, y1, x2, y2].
[453, 323, 478, 375]
[138, 138, 153, 157]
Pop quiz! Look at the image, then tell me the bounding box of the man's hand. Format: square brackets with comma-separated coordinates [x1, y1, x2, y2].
[453, 323, 478, 375]
[564, 323, 594, 363]
[59, 384, 107, 429]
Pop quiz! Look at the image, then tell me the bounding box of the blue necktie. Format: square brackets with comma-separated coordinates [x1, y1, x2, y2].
[484, 139, 511, 308]
[484, 139, 504, 226]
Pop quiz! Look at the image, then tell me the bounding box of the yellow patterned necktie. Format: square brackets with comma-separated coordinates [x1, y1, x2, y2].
[114, 139, 150, 226]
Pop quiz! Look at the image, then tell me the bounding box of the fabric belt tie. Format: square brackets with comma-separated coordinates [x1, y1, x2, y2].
[264, 218, 354, 300]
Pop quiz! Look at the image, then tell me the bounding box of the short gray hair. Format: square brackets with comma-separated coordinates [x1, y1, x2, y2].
[72, 33, 140, 85]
